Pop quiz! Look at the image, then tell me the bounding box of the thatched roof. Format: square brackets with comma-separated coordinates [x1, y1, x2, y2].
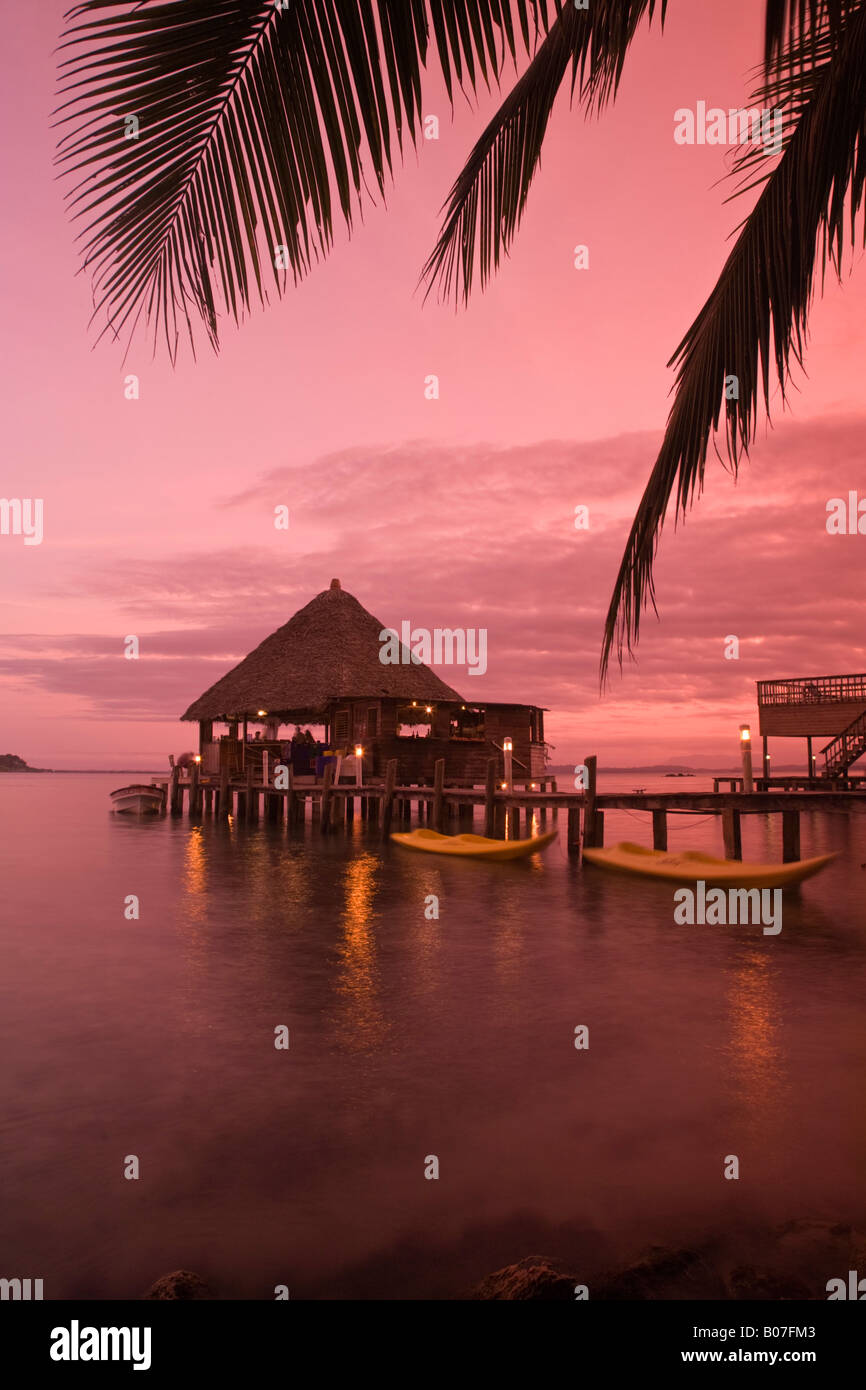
[181, 579, 464, 721]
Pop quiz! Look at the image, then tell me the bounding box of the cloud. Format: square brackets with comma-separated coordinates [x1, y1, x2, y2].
[2, 417, 865, 745]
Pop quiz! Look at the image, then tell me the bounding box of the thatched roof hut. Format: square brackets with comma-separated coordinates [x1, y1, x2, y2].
[181, 579, 463, 722]
[183, 579, 547, 783]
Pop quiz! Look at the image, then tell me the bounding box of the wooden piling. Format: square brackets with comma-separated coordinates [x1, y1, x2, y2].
[722, 808, 742, 860]
[583, 755, 599, 847]
[782, 809, 801, 862]
[432, 758, 445, 833]
[189, 762, 201, 817]
[169, 766, 181, 816]
[381, 759, 398, 835]
[567, 806, 581, 854]
[245, 762, 255, 822]
[484, 759, 496, 837]
[218, 766, 230, 818]
[652, 809, 668, 851]
[320, 763, 335, 833]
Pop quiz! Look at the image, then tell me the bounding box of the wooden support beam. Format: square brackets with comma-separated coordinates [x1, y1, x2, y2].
[782, 809, 801, 862]
[245, 762, 255, 822]
[382, 759, 398, 835]
[567, 806, 581, 854]
[722, 808, 742, 860]
[652, 809, 668, 851]
[320, 763, 335, 833]
[432, 758, 445, 833]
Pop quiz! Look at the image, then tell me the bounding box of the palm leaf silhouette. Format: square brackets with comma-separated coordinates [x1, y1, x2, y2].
[55, 0, 553, 360]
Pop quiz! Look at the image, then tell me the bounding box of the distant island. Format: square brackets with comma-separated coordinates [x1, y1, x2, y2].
[0, 753, 51, 773]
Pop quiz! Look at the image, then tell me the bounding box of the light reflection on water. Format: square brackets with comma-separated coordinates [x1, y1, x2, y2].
[0, 772, 865, 1298]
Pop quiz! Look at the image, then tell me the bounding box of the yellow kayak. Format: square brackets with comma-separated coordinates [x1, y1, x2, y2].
[391, 829, 558, 860]
[582, 841, 838, 888]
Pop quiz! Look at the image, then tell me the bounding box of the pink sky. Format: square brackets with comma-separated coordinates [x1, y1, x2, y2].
[1, 1, 864, 769]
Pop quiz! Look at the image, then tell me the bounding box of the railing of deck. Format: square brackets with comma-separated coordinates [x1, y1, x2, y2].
[757, 674, 866, 706]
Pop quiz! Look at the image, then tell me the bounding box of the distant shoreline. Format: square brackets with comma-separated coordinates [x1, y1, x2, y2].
[0, 769, 166, 775]
[4, 764, 822, 776]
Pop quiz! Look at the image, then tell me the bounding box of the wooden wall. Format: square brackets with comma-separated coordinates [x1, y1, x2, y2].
[758, 701, 866, 737]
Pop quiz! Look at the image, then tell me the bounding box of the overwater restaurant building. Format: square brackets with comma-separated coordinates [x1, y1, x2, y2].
[181, 580, 547, 782]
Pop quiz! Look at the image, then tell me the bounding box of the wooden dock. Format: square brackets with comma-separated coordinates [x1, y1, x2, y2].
[151, 756, 866, 863]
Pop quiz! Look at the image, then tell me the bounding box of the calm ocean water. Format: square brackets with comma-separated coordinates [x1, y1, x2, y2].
[1, 770, 864, 1299]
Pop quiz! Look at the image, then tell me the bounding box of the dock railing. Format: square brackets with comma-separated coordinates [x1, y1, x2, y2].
[757, 673, 866, 706]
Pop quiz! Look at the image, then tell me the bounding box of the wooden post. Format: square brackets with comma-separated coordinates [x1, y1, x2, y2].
[567, 805, 581, 854]
[592, 810, 604, 847]
[806, 736, 814, 778]
[218, 766, 230, 818]
[652, 809, 668, 851]
[782, 809, 801, 862]
[320, 762, 334, 833]
[245, 761, 255, 822]
[286, 766, 296, 829]
[722, 807, 742, 860]
[189, 761, 200, 817]
[432, 758, 445, 833]
[484, 759, 496, 838]
[169, 766, 181, 816]
[583, 755, 598, 847]
[381, 759, 398, 835]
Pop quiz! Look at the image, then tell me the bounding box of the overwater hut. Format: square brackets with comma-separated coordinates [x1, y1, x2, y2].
[181, 580, 547, 783]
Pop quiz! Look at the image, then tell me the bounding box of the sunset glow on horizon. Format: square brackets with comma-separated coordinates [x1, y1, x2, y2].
[2, 0, 865, 769]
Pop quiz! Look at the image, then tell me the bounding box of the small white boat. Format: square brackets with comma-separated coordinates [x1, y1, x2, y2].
[110, 783, 165, 815]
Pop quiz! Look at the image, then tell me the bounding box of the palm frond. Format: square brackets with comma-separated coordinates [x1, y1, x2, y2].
[763, 0, 856, 68]
[55, 0, 554, 359]
[422, 0, 665, 304]
[600, 1, 866, 680]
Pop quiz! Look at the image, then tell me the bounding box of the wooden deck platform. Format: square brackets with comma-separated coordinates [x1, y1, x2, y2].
[150, 756, 866, 864]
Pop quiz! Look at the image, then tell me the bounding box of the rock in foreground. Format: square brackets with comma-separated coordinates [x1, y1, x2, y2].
[142, 1270, 212, 1300]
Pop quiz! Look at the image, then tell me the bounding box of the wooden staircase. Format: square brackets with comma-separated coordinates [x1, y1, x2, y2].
[822, 708, 866, 777]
